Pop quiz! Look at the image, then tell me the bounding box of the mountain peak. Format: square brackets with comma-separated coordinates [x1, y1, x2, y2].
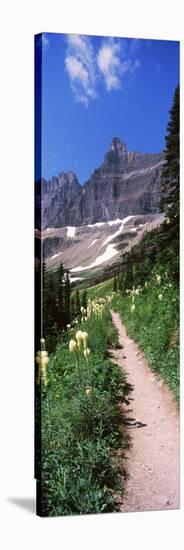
[109, 137, 128, 157]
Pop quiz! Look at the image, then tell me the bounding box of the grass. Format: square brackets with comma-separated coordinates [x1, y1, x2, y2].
[38, 306, 131, 516]
[112, 269, 179, 402]
[87, 278, 114, 300]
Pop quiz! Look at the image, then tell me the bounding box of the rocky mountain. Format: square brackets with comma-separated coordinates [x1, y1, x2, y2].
[39, 213, 164, 285]
[35, 137, 165, 230]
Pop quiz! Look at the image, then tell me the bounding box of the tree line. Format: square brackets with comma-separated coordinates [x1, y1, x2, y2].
[113, 84, 179, 293]
[35, 260, 87, 352]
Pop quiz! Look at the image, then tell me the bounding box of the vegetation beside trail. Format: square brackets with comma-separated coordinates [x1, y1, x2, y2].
[36, 85, 179, 516]
[40, 305, 131, 516]
[88, 84, 180, 402]
[112, 272, 179, 401]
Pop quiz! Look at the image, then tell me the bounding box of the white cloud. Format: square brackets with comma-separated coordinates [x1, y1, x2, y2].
[65, 35, 141, 105]
[65, 34, 97, 106]
[97, 39, 122, 91]
[97, 38, 140, 92]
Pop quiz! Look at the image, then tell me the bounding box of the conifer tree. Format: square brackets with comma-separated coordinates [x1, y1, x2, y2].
[75, 289, 81, 318]
[70, 293, 76, 320]
[57, 262, 65, 329]
[81, 289, 87, 309]
[159, 85, 179, 279]
[113, 277, 117, 292]
[64, 270, 71, 325]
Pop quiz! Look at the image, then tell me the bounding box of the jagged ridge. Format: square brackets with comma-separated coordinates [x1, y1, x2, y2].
[35, 137, 164, 229]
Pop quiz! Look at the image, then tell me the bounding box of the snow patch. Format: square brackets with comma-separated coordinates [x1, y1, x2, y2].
[71, 243, 118, 272]
[67, 226, 76, 238]
[88, 239, 98, 248]
[108, 219, 122, 226]
[101, 216, 135, 248]
[70, 277, 83, 282]
[87, 222, 105, 228]
[50, 252, 61, 260]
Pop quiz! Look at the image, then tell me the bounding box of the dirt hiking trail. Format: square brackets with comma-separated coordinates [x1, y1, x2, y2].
[110, 310, 180, 513]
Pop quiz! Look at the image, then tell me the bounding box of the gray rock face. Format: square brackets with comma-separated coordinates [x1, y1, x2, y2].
[35, 138, 165, 229]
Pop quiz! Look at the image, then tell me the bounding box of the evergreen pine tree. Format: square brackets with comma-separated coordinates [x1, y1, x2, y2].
[75, 289, 81, 318]
[64, 270, 71, 325]
[70, 293, 76, 320]
[113, 277, 117, 292]
[81, 289, 87, 309]
[57, 262, 65, 329]
[159, 85, 179, 279]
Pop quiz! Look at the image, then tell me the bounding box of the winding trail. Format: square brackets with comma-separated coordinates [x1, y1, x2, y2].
[110, 311, 180, 512]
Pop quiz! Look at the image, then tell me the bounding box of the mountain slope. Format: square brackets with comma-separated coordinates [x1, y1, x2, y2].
[35, 137, 164, 229]
[41, 213, 164, 285]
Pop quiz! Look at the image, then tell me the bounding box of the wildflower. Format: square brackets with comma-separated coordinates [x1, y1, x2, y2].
[135, 288, 140, 295]
[84, 347, 90, 360]
[36, 349, 49, 386]
[145, 281, 148, 288]
[40, 337, 45, 346]
[67, 324, 71, 330]
[69, 339, 78, 353]
[158, 294, 163, 301]
[156, 274, 161, 284]
[86, 386, 91, 396]
[82, 331, 88, 348]
[131, 304, 135, 312]
[75, 330, 83, 349]
[75, 319, 78, 324]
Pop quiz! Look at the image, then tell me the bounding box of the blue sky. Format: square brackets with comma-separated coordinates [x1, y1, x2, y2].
[35, 33, 179, 184]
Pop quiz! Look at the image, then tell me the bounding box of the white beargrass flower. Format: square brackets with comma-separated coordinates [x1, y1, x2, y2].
[69, 339, 78, 353]
[85, 386, 91, 396]
[84, 347, 90, 360]
[131, 304, 136, 312]
[158, 294, 163, 301]
[67, 324, 71, 330]
[82, 331, 88, 348]
[75, 330, 83, 348]
[156, 274, 161, 284]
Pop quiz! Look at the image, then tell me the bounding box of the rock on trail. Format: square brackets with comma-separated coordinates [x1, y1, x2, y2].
[110, 310, 180, 513]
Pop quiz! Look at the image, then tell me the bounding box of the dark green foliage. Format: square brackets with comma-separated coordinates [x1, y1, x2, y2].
[75, 289, 81, 318]
[57, 262, 65, 330]
[113, 277, 117, 292]
[81, 289, 87, 309]
[64, 270, 71, 325]
[113, 271, 179, 401]
[159, 85, 179, 281]
[123, 250, 135, 290]
[70, 293, 76, 319]
[40, 309, 131, 516]
[42, 261, 71, 353]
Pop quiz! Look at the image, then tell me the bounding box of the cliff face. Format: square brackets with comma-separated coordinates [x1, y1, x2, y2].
[35, 137, 164, 229]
